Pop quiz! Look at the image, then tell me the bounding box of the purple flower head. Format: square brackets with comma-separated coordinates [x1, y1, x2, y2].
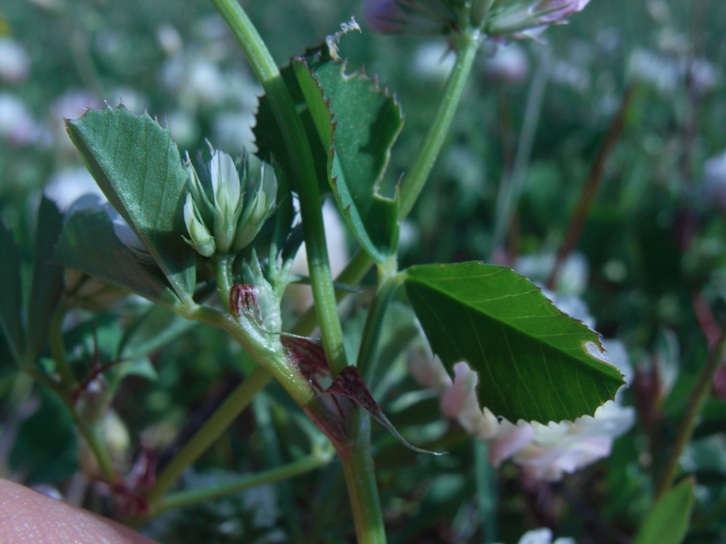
[364, 0, 407, 33]
[533, 0, 590, 23]
[363, 0, 461, 35]
[486, 0, 592, 39]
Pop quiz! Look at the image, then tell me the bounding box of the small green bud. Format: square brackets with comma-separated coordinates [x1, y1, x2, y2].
[182, 147, 277, 257]
[233, 157, 277, 253]
[209, 151, 243, 253]
[183, 193, 216, 257]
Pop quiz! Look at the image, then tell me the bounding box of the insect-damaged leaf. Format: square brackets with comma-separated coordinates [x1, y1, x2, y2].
[404, 262, 625, 424]
[254, 44, 402, 263]
[293, 47, 402, 262]
[65, 106, 195, 302]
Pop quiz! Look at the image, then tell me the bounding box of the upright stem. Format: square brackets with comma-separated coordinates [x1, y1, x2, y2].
[655, 332, 726, 498]
[357, 266, 403, 382]
[474, 440, 497, 542]
[339, 415, 386, 544]
[295, 28, 484, 333]
[399, 28, 482, 219]
[48, 302, 118, 484]
[210, 0, 347, 378]
[491, 49, 551, 256]
[48, 303, 78, 390]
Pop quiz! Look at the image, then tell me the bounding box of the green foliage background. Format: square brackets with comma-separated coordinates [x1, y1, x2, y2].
[1, 0, 726, 542]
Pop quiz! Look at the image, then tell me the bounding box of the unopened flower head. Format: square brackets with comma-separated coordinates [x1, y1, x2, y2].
[183, 147, 277, 257]
[363, 0, 592, 39]
[485, 0, 591, 38]
[364, 0, 464, 35]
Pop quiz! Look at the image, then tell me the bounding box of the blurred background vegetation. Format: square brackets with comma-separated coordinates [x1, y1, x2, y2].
[1, 0, 726, 542]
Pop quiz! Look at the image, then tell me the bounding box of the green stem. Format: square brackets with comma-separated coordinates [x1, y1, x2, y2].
[339, 415, 386, 544]
[48, 303, 77, 389]
[148, 448, 332, 517]
[399, 28, 482, 219]
[71, 411, 119, 484]
[296, 30, 483, 336]
[146, 365, 273, 504]
[143, 293, 340, 507]
[295, 248, 374, 337]
[357, 266, 403, 382]
[48, 301, 118, 483]
[491, 48, 551, 255]
[210, 0, 347, 378]
[474, 440, 497, 542]
[654, 332, 726, 498]
[252, 395, 305, 542]
[215, 254, 235, 312]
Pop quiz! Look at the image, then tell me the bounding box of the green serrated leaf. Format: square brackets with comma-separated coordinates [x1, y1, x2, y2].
[403, 262, 625, 423]
[254, 63, 330, 196]
[27, 197, 64, 362]
[632, 479, 694, 544]
[57, 208, 179, 306]
[293, 48, 402, 262]
[0, 220, 25, 364]
[65, 106, 195, 302]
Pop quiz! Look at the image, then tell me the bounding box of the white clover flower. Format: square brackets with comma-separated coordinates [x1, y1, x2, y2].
[364, 0, 591, 38]
[0, 38, 30, 84]
[413, 42, 456, 81]
[0, 93, 44, 145]
[500, 528, 575, 544]
[44, 168, 105, 212]
[209, 150, 243, 253]
[508, 400, 635, 481]
[105, 206, 148, 256]
[481, 43, 530, 85]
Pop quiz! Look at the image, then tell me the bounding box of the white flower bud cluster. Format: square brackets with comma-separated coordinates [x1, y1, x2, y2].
[183, 148, 277, 257]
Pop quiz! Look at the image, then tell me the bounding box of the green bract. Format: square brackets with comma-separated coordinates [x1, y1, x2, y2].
[183, 149, 278, 257]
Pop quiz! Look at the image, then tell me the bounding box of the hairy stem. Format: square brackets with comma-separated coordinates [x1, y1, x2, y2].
[210, 0, 347, 378]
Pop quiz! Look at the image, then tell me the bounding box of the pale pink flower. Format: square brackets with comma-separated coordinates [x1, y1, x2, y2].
[410, 338, 634, 481]
[505, 400, 635, 481]
[532, 0, 590, 24]
[488, 422, 535, 466]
